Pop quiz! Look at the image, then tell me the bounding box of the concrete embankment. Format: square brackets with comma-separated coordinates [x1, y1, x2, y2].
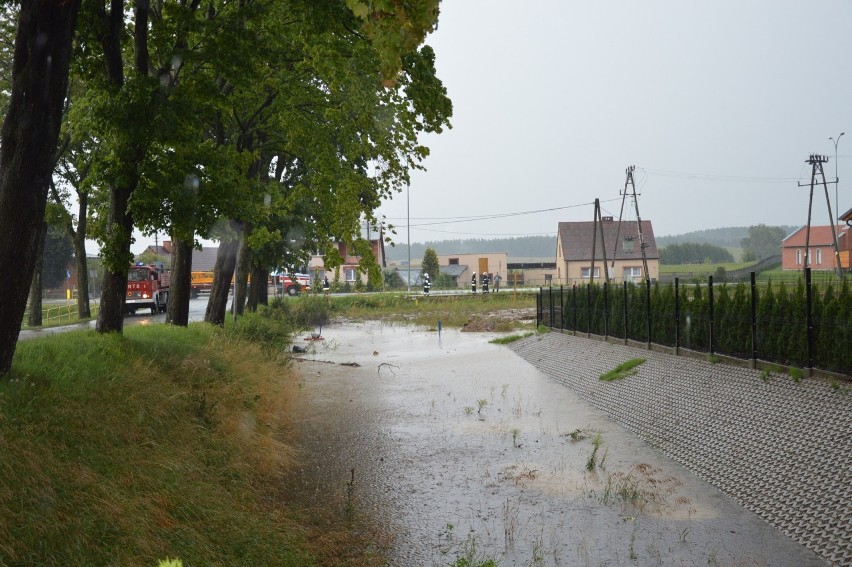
[509, 332, 851, 567]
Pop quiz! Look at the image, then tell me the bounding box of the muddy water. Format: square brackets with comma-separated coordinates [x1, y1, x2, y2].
[284, 321, 825, 566]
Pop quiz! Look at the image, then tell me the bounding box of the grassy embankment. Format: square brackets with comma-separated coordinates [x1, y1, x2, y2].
[323, 290, 537, 331]
[0, 313, 385, 566]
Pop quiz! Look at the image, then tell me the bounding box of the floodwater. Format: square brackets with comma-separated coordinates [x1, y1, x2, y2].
[284, 321, 826, 567]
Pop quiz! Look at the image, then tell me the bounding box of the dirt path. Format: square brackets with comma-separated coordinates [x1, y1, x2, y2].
[283, 321, 827, 566]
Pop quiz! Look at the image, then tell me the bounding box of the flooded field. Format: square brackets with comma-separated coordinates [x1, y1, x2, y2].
[283, 321, 826, 566]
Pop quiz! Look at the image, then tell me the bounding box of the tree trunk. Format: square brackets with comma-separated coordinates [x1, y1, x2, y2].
[166, 237, 193, 326]
[205, 223, 241, 326]
[0, 1, 81, 375]
[233, 228, 252, 317]
[27, 222, 48, 327]
[73, 192, 91, 319]
[96, 182, 136, 333]
[247, 265, 268, 312]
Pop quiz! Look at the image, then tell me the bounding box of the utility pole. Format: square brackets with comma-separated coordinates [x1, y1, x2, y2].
[798, 154, 843, 278]
[589, 198, 610, 286]
[611, 166, 651, 282]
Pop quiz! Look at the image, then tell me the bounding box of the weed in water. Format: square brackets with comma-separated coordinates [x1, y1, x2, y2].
[448, 534, 498, 567]
[511, 428, 521, 448]
[501, 383, 509, 396]
[476, 399, 488, 414]
[600, 358, 646, 382]
[463, 406, 474, 415]
[586, 433, 603, 471]
[564, 427, 593, 443]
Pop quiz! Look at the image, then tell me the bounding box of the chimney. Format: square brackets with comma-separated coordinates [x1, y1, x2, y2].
[162, 240, 172, 253]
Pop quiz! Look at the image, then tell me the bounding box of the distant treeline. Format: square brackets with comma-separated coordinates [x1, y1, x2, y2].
[386, 225, 800, 263]
[659, 242, 734, 264]
[385, 235, 556, 262]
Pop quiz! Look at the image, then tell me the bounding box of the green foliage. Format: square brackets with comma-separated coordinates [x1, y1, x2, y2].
[600, 358, 646, 381]
[489, 332, 533, 345]
[740, 224, 788, 261]
[421, 247, 440, 279]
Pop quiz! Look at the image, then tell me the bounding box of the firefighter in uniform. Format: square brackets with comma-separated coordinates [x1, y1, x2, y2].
[482, 272, 490, 293]
[423, 273, 431, 295]
[471, 272, 477, 293]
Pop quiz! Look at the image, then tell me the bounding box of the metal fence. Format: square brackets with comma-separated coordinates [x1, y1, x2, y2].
[536, 269, 851, 377]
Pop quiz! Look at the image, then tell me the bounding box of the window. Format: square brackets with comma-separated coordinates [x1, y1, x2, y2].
[449, 258, 459, 265]
[816, 249, 822, 265]
[344, 267, 357, 282]
[581, 267, 600, 279]
[796, 249, 802, 265]
[623, 266, 641, 281]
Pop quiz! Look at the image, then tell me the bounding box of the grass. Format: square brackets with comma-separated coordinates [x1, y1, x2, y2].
[599, 358, 646, 382]
[316, 291, 536, 330]
[21, 302, 100, 329]
[0, 318, 383, 566]
[658, 262, 754, 275]
[489, 332, 533, 344]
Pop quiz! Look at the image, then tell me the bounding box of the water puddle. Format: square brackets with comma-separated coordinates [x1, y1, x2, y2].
[283, 321, 825, 566]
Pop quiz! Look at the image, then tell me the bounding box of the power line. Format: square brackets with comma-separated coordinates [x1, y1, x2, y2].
[639, 167, 800, 183]
[386, 198, 622, 227]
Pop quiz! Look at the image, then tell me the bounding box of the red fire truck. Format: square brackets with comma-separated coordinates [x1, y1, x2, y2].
[126, 263, 170, 315]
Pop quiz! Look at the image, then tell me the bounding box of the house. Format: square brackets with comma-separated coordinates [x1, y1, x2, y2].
[140, 240, 219, 272]
[780, 225, 851, 271]
[556, 218, 660, 285]
[309, 221, 386, 286]
[437, 252, 508, 289]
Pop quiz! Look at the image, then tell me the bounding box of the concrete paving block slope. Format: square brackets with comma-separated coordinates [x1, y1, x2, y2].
[509, 332, 852, 567]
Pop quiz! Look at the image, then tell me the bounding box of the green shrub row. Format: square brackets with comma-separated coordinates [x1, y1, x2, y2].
[540, 277, 851, 374]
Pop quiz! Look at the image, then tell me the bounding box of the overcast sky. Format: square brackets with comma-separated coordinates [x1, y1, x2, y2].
[375, 0, 852, 246]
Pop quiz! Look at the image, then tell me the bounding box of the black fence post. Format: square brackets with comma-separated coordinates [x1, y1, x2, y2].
[603, 282, 609, 339]
[549, 286, 554, 328]
[675, 277, 680, 355]
[536, 288, 541, 327]
[645, 279, 652, 349]
[572, 284, 577, 334]
[560, 285, 564, 331]
[623, 281, 628, 345]
[750, 272, 757, 368]
[708, 275, 715, 356]
[806, 268, 814, 375]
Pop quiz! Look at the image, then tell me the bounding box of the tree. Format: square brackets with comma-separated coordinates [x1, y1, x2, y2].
[422, 247, 440, 279]
[0, 1, 82, 375]
[740, 224, 787, 262]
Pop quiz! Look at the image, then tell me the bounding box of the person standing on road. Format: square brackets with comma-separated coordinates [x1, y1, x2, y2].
[323, 275, 330, 293]
[482, 272, 490, 293]
[423, 273, 431, 295]
[471, 272, 477, 294]
[494, 273, 502, 292]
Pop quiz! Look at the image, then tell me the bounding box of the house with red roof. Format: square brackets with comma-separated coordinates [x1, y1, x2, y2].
[780, 225, 851, 271]
[556, 217, 660, 284]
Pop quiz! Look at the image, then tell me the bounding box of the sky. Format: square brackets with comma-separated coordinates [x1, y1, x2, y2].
[128, 0, 852, 254]
[374, 0, 852, 247]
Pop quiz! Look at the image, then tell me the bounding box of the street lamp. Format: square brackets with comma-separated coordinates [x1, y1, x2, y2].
[406, 182, 411, 293]
[830, 132, 844, 220]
